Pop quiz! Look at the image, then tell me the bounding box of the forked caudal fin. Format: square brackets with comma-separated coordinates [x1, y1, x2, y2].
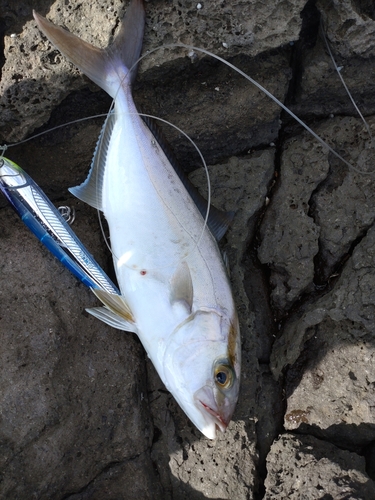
[33, 0, 234, 241]
[33, 0, 145, 97]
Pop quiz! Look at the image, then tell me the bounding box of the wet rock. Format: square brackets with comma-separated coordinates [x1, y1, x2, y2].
[290, 36, 375, 119]
[258, 115, 375, 314]
[148, 376, 257, 500]
[311, 117, 375, 282]
[1, 0, 375, 497]
[135, 50, 291, 168]
[256, 365, 284, 475]
[64, 452, 164, 500]
[0, 202, 157, 499]
[0, 0, 123, 143]
[289, 0, 375, 120]
[0, 0, 296, 152]
[257, 131, 329, 313]
[317, 0, 375, 58]
[364, 441, 375, 481]
[145, 0, 307, 66]
[271, 192, 375, 375]
[264, 433, 375, 499]
[284, 316, 375, 448]
[272, 222, 375, 448]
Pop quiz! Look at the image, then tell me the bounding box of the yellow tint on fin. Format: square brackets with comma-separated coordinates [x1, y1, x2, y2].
[86, 306, 138, 333]
[92, 289, 135, 323]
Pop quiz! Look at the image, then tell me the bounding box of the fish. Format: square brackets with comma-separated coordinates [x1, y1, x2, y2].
[33, 0, 241, 439]
[0, 156, 120, 295]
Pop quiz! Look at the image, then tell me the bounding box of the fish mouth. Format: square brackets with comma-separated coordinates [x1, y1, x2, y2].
[194, 385, 232, 438]
[198, 399, 228, 433]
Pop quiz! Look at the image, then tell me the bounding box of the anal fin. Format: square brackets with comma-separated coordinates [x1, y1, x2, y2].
[92, 289, 135, 323]
[86, 306, 138, 333]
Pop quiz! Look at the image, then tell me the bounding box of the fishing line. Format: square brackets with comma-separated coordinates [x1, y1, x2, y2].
[3, 29, 373, 257]
[134, 42, 375, 176]
[0, 144, 8, 160]
[5, 37, 372, 174]
[92, 55, 212, 270]
[4, 114, 111, 148]
[94, 31, 375, 269]
[94, 108, 212, 269]
[3, 89, 212, 270]
[320, 19, 373, 144]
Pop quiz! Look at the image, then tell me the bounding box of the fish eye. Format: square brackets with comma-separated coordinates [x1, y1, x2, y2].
[214, 364, 234, 389]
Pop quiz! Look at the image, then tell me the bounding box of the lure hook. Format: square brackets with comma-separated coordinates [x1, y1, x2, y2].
[58, 205, 76, 225]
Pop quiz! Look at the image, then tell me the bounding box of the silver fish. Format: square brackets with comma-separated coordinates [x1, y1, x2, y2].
[34, 0, 240, 439]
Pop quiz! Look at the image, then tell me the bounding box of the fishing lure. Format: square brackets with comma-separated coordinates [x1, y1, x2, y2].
[0, 156, 120, 295]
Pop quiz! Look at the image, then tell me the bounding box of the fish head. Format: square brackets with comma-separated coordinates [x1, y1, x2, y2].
[163, 310, 240, 439]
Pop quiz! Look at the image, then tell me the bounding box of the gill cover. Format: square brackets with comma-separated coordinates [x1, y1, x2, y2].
[162, 310, 240, 439]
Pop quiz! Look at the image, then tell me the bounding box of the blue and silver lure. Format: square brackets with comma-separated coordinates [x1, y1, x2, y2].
[0, 156, 119, 295]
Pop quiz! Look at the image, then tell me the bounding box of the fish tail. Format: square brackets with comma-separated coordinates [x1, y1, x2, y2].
[33, 0, 145, 98]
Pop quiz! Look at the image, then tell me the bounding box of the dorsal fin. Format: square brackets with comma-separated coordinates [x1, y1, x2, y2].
[68, 111, 115, 209]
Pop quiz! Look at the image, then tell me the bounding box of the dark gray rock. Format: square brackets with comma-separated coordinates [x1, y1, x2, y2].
[264, 433, 375, 499]
[289, 37, 375, 119]
[258, 131, 330, 312]
[272, 223, 375, 449]
[1, 0, 375, 497]
[0, 203, 157, 499]
[317, 0, 375, 59]
[311, 117, 375, 282]
[258, 115, 375, 314]
[0, 0, 299, 148]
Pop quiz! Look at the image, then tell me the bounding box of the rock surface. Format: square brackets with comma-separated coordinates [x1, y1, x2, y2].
[1, 0, 375, 498]
[264, 433, 375, 499]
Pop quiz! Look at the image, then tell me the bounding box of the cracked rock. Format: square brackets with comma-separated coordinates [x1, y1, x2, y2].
[258, 131, 329, 313]
[272, 222, 375, 448]
[0, 0, 296, 145]
[317, 0, 375, 59]
[0, 203, 156, 499]
[264, 433, 375, 499]
[1, 0, 375, 497]
[258, 116, 375, 315]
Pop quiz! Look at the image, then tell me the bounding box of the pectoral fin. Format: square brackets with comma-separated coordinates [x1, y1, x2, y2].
[86, 306, 138, 333]
[170, 261, 193, 313]
[222, 250, 231, 277]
